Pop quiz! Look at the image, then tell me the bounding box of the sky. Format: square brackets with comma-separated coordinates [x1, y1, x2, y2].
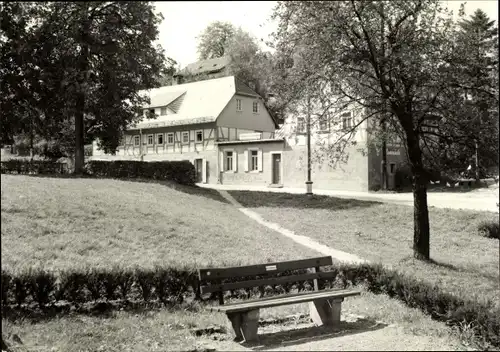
[154, 0, 499, 69]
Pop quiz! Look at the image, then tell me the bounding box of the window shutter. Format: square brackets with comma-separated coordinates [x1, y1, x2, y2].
[244, 150, 249, 172]
[202, 158, 207, 183]
[258, 149, 263, 172]
[233, 151, 238, 172]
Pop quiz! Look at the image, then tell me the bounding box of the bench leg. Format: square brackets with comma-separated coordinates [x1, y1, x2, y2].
[309, 298, 343, 327]
[226, 309, 260, 343]
[227, 312, 244, 342]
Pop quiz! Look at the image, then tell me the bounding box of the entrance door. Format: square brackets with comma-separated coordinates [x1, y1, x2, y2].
[272, 154, 281, 185]
[194, 159, 203, 183]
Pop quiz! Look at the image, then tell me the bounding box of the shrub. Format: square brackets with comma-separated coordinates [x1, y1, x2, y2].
[12, 272, 30, 307]
[29, 270, 56, 308]
[0, 159, 67, 175]
[59, 272, 87, 303]
[116, 270, 134, 300]
[86, 269, 105, 301]
[394, 164, 413, 191]
[477, 221, 499, 240]
[135, 269, 155, 302]
[1, 271, 12, 306]
[84, 160, 196, 185]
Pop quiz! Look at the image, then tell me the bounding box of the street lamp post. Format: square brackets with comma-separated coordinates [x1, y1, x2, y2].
[305, 91, 313, 195]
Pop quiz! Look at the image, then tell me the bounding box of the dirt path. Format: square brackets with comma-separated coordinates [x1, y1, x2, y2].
[217, 190, 367, 264]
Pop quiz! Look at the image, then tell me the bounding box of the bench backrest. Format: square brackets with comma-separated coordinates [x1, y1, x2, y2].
[198, 256, 333, 304]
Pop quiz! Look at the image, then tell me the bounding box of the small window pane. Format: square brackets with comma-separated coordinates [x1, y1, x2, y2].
[253, 101, 259, 113]
[225, 151, 233, 171]
[250, 150, 258, 171]
[160, 107, 167, 116]
[167, 133, 174, 144]
[196, 131, 203, 142]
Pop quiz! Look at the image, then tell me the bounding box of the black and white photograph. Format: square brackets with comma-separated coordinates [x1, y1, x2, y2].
[1, 1, 499, 351]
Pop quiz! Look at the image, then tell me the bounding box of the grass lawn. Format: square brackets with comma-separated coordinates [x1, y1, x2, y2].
[0, 175, 321, 272]
[2, 288, 467, 352]
[229, 191, 500, 307]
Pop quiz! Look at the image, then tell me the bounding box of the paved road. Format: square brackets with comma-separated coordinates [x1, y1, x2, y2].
[198, 183, 499, 213]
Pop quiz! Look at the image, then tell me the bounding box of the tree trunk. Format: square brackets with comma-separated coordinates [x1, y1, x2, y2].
[74, 14, 90, 175]
[406, 130, 431, 260]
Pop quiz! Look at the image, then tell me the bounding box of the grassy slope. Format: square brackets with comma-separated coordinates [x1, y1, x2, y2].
[0, 175, 320, 272]
[229, 191, 500, 306]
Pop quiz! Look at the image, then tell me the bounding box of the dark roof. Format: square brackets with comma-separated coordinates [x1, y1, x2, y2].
[175, 56, 231, 77]
[234, 78, 261, 98]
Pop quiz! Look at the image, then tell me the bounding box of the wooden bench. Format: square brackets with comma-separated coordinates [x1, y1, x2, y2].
[198, 256, 361, 342]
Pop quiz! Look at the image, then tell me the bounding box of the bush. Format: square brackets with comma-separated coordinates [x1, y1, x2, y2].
[394, 164, 413, 190]
[1, 271, 12, 306]
[477, 221, 499, 240]
[0, 159, 67, 175]
[84, 160, 196, 185]
[29, 269, 56, 308]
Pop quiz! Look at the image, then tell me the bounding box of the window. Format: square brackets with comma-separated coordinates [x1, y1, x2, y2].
[252, 101, 259, 113]
[195, 130, 203, 143]
[156, 134, 163, 145]
[225, 151, 233, 171]
[143, 110, 148, 117]
[236, 99, 242, 111]
[250, 150, 258, 171]
[166, 132, 174, 145]
[134, 136, 140, 146]
[319, 118, 328, 132]
[147, 134, 154, 145]
[149, 109, 155, 115]
[341, 112, 352, 130]
[160, 107, 167, 116]
[182, 131, 189, 144]
[297, 117, 306, 134]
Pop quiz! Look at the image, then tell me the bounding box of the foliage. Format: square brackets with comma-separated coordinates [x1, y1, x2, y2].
[84, 160, 196, 185]
[0, 159, 68, 174]
[1, 2, 168, 173]
[196, 21, 236, 60]
[477, 221, 499, 240]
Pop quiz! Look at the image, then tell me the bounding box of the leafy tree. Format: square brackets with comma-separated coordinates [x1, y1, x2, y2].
[194, 22, 285, 123]
[455, 8, 499, 179]
[1, 2, 167, 173]
[271, 0, 492, 260]
[196, 21, 235, 60]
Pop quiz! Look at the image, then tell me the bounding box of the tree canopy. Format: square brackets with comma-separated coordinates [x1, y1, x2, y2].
[1, 1, 167, 171]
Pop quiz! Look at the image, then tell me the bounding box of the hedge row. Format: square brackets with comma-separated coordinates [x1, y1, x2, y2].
[0, 160, 68, 175]
[84, 160, 196, 185]
[1, 264, 499, 348]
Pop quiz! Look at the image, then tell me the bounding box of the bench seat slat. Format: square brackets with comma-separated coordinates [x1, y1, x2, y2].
[198, 256, 333, 281]
[200, 271, 338, 295]
[207, 289, 361, 313]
